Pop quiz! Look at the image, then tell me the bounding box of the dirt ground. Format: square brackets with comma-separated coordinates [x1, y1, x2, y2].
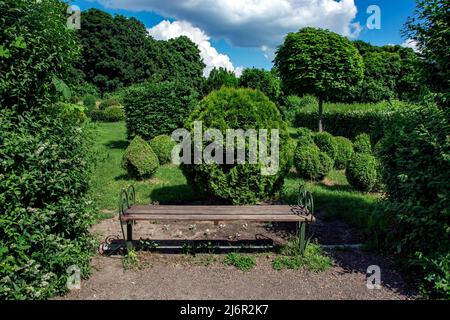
[59, 213, 417, 300]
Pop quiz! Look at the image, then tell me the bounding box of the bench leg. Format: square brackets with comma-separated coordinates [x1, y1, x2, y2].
[298, 222, 307, 255]
[126, 222, 133, 251]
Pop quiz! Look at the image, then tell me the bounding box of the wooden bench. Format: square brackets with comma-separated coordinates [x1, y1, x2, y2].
[118, 185, 315, 253]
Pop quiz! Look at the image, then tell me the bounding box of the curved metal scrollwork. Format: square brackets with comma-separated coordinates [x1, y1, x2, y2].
[118, 185, 135, 241]
[296, 185, 314, 217]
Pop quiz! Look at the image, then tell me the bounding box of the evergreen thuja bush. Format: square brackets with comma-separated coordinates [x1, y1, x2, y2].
[181, 88, 290, 205]
[149, 135, 177, 165]
[122, 136, 159, 179]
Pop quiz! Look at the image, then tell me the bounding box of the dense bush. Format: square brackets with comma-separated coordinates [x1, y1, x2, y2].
[346, 153, 379, 192]
[239, 68, 281, 102]
[181, 88, 290, 205]
[334, 136, 354, 170]
[282, 95, 317, 124]
[57, 102, 87, 124]
[91, 106, 125, 122]
[294, 144, 332, 181]
[378, 105, 449, 298]
[83, 94, 97, 113]
[353, 133, 372, 154]
[313, 132, 338, 161]
[296, 127, 314, 146]
[122, 136, 159, 179]
[0, 0, 96, 299]
[148, 135, 177, 165]
[99, 98, 120, 110]
[204, 67, 239, 94]
[123, 81, 198, 140]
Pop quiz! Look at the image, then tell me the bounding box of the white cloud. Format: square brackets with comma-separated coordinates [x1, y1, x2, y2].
[95, 0, 360, 51]
[401, 39, 420, 52]
[148, 20, 241, 77]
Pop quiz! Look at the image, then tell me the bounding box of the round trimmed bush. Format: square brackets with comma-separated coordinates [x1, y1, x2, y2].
[334, 136, 354, 169]
[313, 132, 338, 161]
[149, 135, 177, 165]
[181, 87, 290, 205]
[122, 136, 159, 179]
[297, 127, 314, 146]
[346, 153, 378, 192]
[353, 133, 372, 154]
[91, 106, 125, 122]
[294, 143, 332, 181]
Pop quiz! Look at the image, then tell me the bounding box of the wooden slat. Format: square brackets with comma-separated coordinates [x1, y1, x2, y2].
[120, 214, 312, 222]
[126, 205, 307, 216]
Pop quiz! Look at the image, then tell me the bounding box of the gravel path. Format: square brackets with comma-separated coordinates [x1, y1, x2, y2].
[58, 217, 417, 300]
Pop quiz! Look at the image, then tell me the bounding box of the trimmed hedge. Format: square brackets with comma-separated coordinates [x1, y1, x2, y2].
[378, 105, 450, 298]
[149, 135, 177, 165]
[294, 143, 332, 181]
[294, 109, 396, 142]
[334, 136, 354, 170]
[99, 98, 120, 110]
[346, 153, 379, 192]
[181, 87, 290, 205]
[313, 132, 338, 161]
[122, 136, 159, 179]
[91, 106, 125, 122]
[123, 81, 198, 140]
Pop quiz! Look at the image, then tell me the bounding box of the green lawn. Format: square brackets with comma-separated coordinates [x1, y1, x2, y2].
[89, 121, 380, 232]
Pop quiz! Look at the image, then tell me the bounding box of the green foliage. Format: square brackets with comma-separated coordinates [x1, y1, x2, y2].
[313, 132, 338, 161]
[379, 105, 449, 298]
[223, 253, 256, 272]
[123, 81, 198, 140]
[0, 0, 80, 112]
[91, 106, 125, 122]
[204, 67, 238, 94]
[334, 136, 354, 170]
[239, 68, 281, 102]
[57, 102, 87, 124]
[0, 0, 95, 300]
[83, 94, 97, 113]
[294, 101, 406, 142]
[404, 0, 450, 104]
[353, 133, 372, 154]
[346, 153, 378, 192]
[123, 250, 139, 270]
[99, 98, 120, 110]
[122, 136, 159, 179]
[282, 95, 318, 124]
[148, 135, 177, 165]
[182, 87, 290, 205]
[296, 127, 314, 147]
[294, 144, 332, 181]
[273, 242, 332, 272]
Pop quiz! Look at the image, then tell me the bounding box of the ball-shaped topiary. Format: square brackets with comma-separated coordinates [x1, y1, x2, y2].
[334, 136, 354, 169]
[297, 127, 314, 146]
[313, 132, 338, 161]
[346, 153, 378, 192]
[181, 87, 290, 205]
[353, 133, 372, 154]
[149, 135, 177, 165]
[294, 143, 332, 181]
[122, 136, 159, 179]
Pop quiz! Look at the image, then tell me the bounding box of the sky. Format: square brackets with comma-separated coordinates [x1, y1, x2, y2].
[69, 0, 418, 76]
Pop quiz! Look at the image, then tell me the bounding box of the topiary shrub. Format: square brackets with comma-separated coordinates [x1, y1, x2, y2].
[353, 133, 372, 154]
[334, 136, 354, 170]
[313, 132, 338, 161]
[294, 143, 331, 181]
[378, 105, 449, 298]
[181, 87, 290, 205]
[99, 98, 120, 110]
[296, 127, 314, 146]
[148, 135, 177, 165]
[83, 94, 97, 113]
[123, 81, 198, 140]
[346, 153, 378, 192]
[122, 136, 159, 179]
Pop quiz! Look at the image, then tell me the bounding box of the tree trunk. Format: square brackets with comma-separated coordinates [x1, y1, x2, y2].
[318, 96, 324, 132]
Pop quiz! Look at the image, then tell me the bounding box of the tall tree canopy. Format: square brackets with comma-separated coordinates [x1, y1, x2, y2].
[239, 68, 281, 103]
[204, 67, 239, 95]
[404, 0, 450, 104]
[275, 27, 364, 131]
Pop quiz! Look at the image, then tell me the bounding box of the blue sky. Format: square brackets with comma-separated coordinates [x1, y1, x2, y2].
[70, 0, 418, 74]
